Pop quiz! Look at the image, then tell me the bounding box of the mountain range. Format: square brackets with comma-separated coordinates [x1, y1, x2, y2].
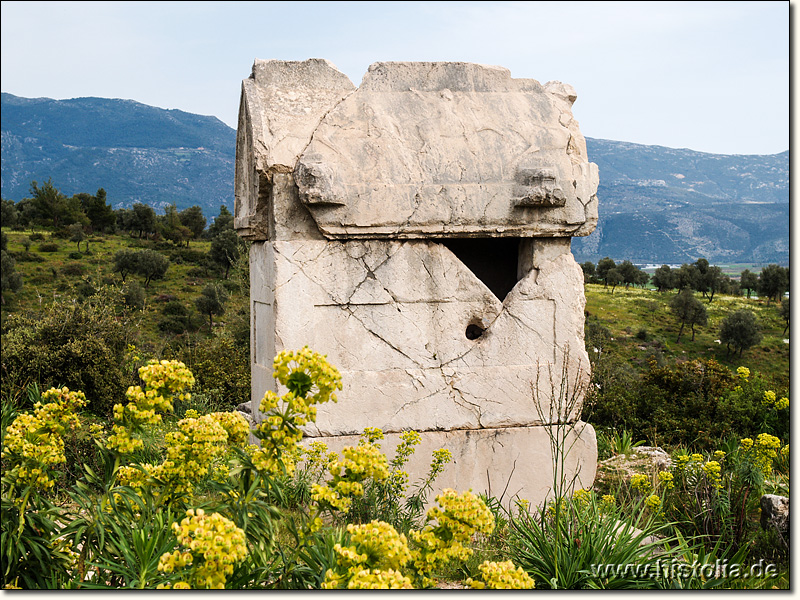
[0, 93, 788, 265]
[1, 93, 234, 214]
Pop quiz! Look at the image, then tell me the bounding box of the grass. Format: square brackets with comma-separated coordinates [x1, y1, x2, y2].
[2, 226, 248, 355]
[584, 283, 788, 388]
[2, 231, 790, 589]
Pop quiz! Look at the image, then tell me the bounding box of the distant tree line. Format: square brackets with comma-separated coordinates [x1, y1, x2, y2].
[580, 258, 649, 293]
[0, 179, 244, 305]
[581, 256, 789, 305]
[1, 178, 234, 246]
[581, 255, 789, 358]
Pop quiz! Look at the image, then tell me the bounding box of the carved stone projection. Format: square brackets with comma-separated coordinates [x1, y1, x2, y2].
[235, 59, 600, 506]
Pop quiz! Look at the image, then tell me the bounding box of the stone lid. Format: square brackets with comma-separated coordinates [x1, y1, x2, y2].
[236, 60, 598, 239]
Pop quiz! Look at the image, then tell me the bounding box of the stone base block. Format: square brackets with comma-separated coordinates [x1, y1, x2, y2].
[303, 422, 597, 510]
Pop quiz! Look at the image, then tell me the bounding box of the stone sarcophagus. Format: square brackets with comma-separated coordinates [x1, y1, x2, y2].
[235, 59, 599, 506]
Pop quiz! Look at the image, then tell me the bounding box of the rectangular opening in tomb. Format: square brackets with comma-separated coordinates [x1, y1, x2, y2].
[440, 237, 523, 303]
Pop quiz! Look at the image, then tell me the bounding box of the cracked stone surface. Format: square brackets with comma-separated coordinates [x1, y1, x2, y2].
[236, 58, 598, 502]
[303, 424, 597, 510]
[236, 60, 598, 242]
[250, 238, 589, 436]
[298, 62, 598, 239]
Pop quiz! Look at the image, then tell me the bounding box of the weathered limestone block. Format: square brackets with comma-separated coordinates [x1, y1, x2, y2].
[250, 237, 589, 436]
[305, 424, 597, 508]
[234, 59, 355, 240]
[236, 60, 598, 242]
[295, 62, 598, 239]
[236, 59, 599, 507]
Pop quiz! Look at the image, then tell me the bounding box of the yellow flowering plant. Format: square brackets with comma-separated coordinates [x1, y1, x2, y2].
[106, 360, 195, 457]
[629, 473, 652, 495]
[644, 494, 661, 511]
[408, 488, 495, 587]
[0, 347, 571, 590]
[2, 387, 87, 495]
[157, 508, 248, 589]
[657, 471, 675, 490]
[311, 438, 390, 514]
[344, 427, 453, 532]
[322, 520, 413, 589]
[249, 348, 342, 478]
[719, 365, 788, 446]
[466, 560, 535, 589]
[740, 433, 782, 478]
[322, 491, 503, 589]
[1, 387, 89, 588]
[111, 409, 250, 507]
[661, 431, 789, 553]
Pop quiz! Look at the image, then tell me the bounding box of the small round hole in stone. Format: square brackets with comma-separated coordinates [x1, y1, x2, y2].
[465, 324, 485, 340]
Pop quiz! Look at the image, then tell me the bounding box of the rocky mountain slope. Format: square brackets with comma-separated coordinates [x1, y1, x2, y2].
[0, 93, 788, 264]
[1, 93, 234, 213]
[573, 138, 788, 264]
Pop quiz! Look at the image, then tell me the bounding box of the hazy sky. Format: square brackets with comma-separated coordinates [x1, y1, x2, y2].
[0, 1, 789, 155]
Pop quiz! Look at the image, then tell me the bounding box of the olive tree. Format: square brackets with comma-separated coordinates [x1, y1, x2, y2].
[210, 229, 243, 279]
[136, 249, 170, 288]
[670, 289, 707, 342]
[69, 223, 85, 251]
[758, 264, 789, 304]
[596, 257, 616, 288]
[113, 249, 140, 282]
[651, 265, 676, 292]
[739, 269, 759, 299]
[719, 309, 762, 358]
[179, 205, 207, 245]
[195, 284, 228, 329]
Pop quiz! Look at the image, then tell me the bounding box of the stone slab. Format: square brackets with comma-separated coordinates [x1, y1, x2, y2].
[235, 60, 599, 241]
[249, 237, 590, 435]
[301, 422, 598, 510]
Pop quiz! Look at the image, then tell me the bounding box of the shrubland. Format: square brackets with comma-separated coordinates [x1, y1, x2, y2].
[0, 205, 790, 589]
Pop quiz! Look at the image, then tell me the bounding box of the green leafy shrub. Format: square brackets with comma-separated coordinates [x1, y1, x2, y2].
[717, 367, 789, 443]
[639, 358, 735, 448]
[122, 281, 145, 310]
[157, 301, 201, 334]
[659, 434, 788, 564]
[641, 361, 786, 449]
[60, 263, 85, 277]
[1, 387, 87, 588]
[15, 251, 45, 263]
[68, 251, 83, 260]
[1, 288, 131, 416]
[38, 242, 59, 252]
[195, 284, 227, 329]
[1, 250, 24, 302]
[584, 354, 641, 432]
[186, 266, 210, 278]
[182, 335, 250, 411]
[169, 248, 207, 265]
